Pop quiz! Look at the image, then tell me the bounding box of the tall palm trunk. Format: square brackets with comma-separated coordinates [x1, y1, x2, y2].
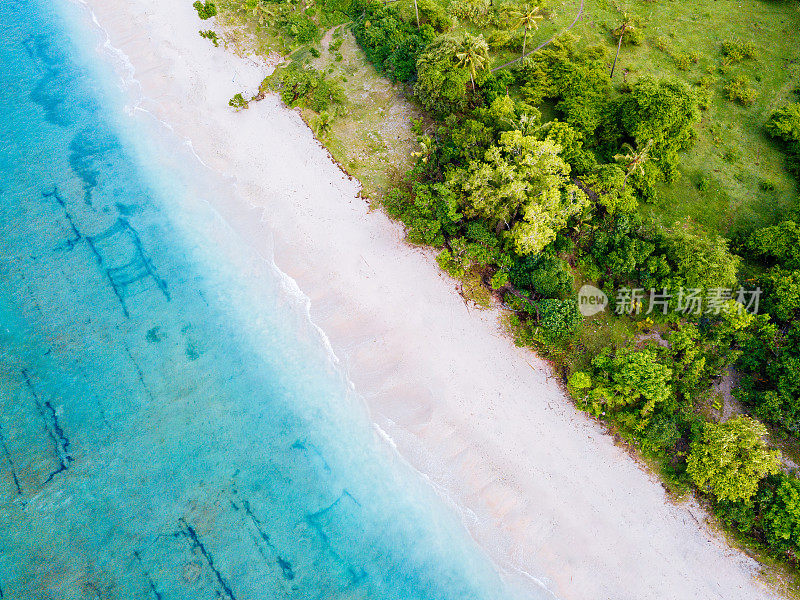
[413, 0, 420, 29]
[522, 29, 528, 58]
[610, 26, 624, 78]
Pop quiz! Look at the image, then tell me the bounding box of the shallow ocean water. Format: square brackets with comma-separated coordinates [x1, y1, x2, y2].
[0, 1, 552, 598]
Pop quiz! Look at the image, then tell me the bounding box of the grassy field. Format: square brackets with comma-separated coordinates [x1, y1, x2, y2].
[542, 0, 800, 234]
[306, 26, 425, 202]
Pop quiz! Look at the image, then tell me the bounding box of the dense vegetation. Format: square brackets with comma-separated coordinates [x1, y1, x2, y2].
[208, 0, 800, 577]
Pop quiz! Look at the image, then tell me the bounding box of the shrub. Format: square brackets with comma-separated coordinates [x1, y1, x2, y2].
[713, 498, 758, 534]
[228, 93, 249, 110]
[766, 103, 800, 156]
[199, 30, 219, 47]
[687, 416, 781, 503]
[193, 1, 217, 20]
[536, 298, 582, 338]
[268, 64, 344, 113]
[724, 76, 757, 105]
[674, 52, 698, 71]
[281, 13, 320, 44]
[721, 39, 758, 62]
[640, 413, 681, 453]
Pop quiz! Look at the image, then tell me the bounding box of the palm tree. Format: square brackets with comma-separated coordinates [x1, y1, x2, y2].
[613, 138, 653, 191]
[413, 0, 420, 30]
[610, 14, 635, 78]
[514, 4, 543, 58]
[455, 34, 490, 90]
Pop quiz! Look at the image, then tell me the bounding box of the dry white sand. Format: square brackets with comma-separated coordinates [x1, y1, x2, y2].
[76, 1, 783, 598]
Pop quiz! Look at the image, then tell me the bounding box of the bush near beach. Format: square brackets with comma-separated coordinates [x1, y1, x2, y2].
[210, 0, 800, 583]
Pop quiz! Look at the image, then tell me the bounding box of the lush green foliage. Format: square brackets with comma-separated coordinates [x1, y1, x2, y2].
[267, 63, 345, 112]
[199, 29, 220, 47]
[193, 0, 217, 20]
[617, 76, 700, 180]
[448, 129, 587, 254]
[228, 93, 249, 110]
[415, 32, 489, 114]
[766, 103, 800, 174]
[687, 416, 781, 503]
[280, 12, 320, 43]
[761, 474, 800, 551]
[581, 215, 739, 296]
[578, 346, 674, 421]
[516, 36, 611, 140]
[351, 3, 434, 82]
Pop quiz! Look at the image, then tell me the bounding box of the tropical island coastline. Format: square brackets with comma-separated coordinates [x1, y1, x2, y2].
[76, 0, 799, 597]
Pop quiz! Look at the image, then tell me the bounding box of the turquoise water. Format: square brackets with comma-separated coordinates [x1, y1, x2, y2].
[0, 1, 551, 598]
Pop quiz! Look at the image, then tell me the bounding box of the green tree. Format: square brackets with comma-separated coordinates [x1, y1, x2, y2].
[744, 220, 800, 270]
[613, 138, 653, 191]
[619, 76, 700, 178]
[687, 416, 781, 503]
[353, 4, 434, 83]
[513, 4, 543, 58]
[516, 35, 611, 137]
[760, 474, 800, 550]
[448, 130, 588, 255]
[760, 268, 800, 322]
[417, 0, 453, 32]
[193, 1, 217, 20]
[766, 103, 800, 154]
[653, 221, 740, 291]
[455, 34, 490, 90]
[588, 347, 674, 420]
[414, 33, 476, 114]
[538, 119, 591, 171]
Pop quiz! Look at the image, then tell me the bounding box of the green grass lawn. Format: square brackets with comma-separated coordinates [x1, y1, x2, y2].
[307, 26, 425, 202]
[543, 0, 800, 235]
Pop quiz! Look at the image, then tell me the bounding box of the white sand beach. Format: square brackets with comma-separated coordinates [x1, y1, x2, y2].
[77, 1, 783, 598]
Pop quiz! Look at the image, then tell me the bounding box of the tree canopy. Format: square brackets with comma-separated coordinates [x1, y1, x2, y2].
[687, 416, 781, 503]
[448, 130, 588, 255]
[415, 32, 489, 114]
[618, 76, 700, 178]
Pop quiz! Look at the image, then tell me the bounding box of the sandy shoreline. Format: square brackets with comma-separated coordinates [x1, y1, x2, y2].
[75, 1, 782, 598]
